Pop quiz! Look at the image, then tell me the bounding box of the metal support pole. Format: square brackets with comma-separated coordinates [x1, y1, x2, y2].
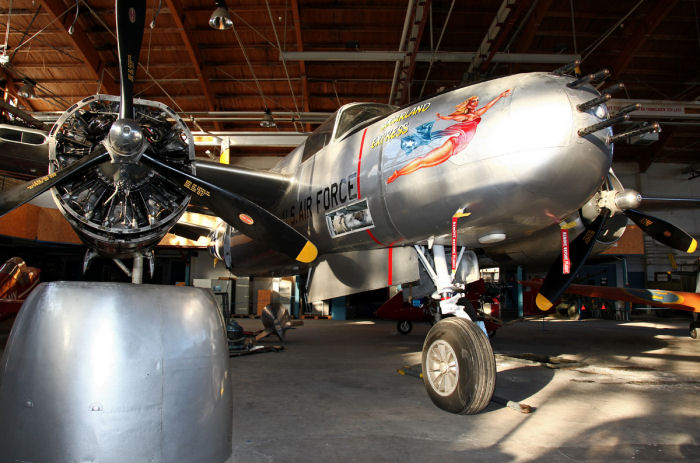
[431, 245, 453, 295]
[414, 245, 439, 283]
[132, 254, 144, 284]
[517, 265, 524, 318]
[112, 259, 132, 279]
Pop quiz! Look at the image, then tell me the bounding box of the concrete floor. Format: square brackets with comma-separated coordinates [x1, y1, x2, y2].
[228, 317, 700, 463]
[0, 314, 698, 462]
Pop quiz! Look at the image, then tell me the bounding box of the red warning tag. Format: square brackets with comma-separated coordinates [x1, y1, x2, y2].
[561, 228, 571, 274]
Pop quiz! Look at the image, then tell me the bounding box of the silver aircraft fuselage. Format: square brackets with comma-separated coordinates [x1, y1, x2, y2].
[225, 72, 613, 275]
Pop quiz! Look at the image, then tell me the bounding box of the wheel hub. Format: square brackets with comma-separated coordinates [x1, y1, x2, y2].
[426, 339, 459, 396]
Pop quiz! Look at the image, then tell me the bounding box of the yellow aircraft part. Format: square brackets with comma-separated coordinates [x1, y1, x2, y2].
[536, 293, 553, 311]
[296, 241, 318, 263]
[220, 148, 230, 165]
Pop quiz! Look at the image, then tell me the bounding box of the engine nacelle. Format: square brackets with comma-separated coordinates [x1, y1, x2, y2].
[48, 95, 195, 258]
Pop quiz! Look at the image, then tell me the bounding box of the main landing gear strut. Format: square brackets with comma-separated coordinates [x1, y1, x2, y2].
[414, 244, 496, 414]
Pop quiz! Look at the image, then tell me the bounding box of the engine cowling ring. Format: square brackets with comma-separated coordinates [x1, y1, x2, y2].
[48, 95, 195, 258]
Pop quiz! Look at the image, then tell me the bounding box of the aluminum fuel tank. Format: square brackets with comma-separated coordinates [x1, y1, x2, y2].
[0, 282, 232, 463]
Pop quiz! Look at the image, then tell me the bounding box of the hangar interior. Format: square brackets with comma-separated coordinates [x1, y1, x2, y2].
[0, 1, 698, 461]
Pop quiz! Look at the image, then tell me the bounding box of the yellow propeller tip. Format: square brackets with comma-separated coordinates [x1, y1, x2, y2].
[536, 293, 553, 311]
[296, 241, 318, 263]
[687, 239, 697, 254]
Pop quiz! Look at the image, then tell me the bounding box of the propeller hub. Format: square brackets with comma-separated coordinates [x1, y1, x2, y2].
[107, 119, 145, 162]
[615, 189, 642, 211]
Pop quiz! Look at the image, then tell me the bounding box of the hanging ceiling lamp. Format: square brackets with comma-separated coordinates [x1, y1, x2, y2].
[260, 108, 276, 128]
[18, 80, 36, 99]
[209, 0, 233, 30]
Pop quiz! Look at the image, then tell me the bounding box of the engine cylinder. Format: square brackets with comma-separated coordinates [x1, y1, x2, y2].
[48, 95, 195, 258]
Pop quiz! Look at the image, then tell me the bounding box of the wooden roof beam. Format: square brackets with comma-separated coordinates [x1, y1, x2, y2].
[638, 126, 676, 173]
[391, 0, 431, 106]
[163, 0, 220, 131]
[37, 0, 119, 95]
[291, 0, 310, 130]
[514, 0, 552, 53]
[0, 68, 35, 112]
[610, 0, 679, 80]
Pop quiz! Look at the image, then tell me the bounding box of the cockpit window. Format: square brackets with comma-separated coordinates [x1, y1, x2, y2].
[0, 126, 47, 145]
[301, 103, 396, 162]
[302, 113, 335, 161]
[334, 103, 395, 141]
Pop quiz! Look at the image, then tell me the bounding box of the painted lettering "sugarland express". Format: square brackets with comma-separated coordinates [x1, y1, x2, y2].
[370, 102, 432, 149]
[380, 102, 431, 131]
[370, 123, 408, 149]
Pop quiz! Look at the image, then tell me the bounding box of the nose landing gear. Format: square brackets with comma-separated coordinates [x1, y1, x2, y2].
[414, 244, 496, 414]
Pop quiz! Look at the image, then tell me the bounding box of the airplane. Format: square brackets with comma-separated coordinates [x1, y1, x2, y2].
[0, 0, 696, 415]
[0, 257, 40, 321]
[520, 279, 700, 339]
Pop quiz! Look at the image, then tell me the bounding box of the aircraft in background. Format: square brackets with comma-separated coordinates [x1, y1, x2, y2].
[521, 279, 700, 339]
[0, 124, 49, 180]
[0, 0, 697, 415]
[0, 257, 40, 321]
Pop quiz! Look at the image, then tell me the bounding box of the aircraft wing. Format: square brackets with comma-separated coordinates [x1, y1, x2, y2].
[193, 160, 292, 208]
[521, 279, 700, 313]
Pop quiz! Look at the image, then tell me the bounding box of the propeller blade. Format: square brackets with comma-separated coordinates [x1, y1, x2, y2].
[115, 0, 146, 119]
[141, 152, 318, 264]
[0, 146, 110, 217]
[536, 209, 611, 311]
[624, 209, 697, 253]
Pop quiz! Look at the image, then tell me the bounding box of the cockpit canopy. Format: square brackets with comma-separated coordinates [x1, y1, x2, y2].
[302, 102, 395, 161]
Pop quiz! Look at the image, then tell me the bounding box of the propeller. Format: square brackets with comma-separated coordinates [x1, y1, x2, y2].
[623, 209, 697, 254]
[535, 208, 610, 311]
[115, 0, 146, 120]
[536, 196, 697, 311]
[0, 146, 110, 216]
[0, 0, 318, 265]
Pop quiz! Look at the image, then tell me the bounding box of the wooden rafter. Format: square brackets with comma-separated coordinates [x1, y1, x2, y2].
[0, 68, 35, 112]
[514, 0, 552, 53]
[38, 0, 119, 95]
[291, 0, 310, 130]
[638, 126, 677, 173]
[392, 0, 431, 106]
[610, 1, 679, 80]
[164, 0, 219, 130]
[477, 0, 529, 73]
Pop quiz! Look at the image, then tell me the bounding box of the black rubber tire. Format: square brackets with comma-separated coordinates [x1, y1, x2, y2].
[397, 320, 413, 335]
[421, 317, 496, 414]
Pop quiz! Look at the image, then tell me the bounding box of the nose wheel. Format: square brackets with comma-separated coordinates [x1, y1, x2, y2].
[421, 317, 495, 414]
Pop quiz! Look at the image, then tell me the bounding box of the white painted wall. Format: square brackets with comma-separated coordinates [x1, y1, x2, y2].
[613, 161, 700, 279]
[189, 251, 233, 282]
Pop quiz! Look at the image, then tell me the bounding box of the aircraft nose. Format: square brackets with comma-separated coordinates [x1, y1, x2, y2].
[504, 74, 613, 215]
